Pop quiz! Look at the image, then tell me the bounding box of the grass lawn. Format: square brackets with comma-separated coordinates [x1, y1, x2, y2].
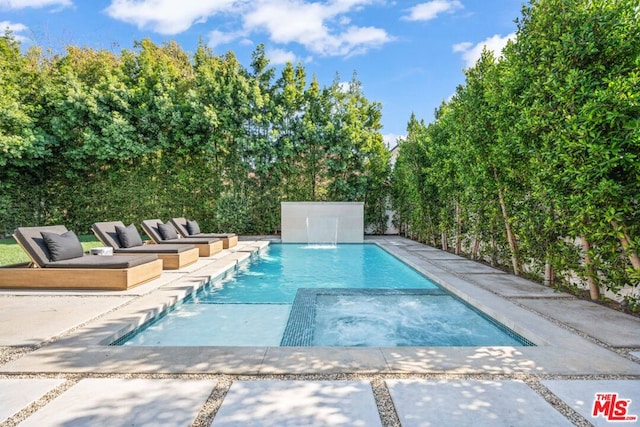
[0, 235, 104, 266]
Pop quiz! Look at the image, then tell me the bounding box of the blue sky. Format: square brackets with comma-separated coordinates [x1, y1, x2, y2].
[1, 0, 524, 146]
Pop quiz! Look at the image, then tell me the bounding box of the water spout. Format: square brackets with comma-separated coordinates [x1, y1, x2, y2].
[306, 215, 339, 246]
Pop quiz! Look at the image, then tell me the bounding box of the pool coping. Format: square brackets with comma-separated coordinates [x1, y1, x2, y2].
[2, 237, 639, 376]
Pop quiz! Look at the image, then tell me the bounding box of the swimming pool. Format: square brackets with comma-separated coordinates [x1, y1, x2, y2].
[118, 244, 532, 347]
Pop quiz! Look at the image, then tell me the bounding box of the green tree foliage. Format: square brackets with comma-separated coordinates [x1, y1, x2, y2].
[0, 33, 48, 167]
[391, 113, 434, 242]
[325, 73, 391, 232]
[392, 0, 640, 303]
[0, 37, 390, 236]
[0, 33, 58, 231]
[513, 0, 640, 298]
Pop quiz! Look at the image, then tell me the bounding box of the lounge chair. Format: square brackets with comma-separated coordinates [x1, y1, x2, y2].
[0, 225, 163, 290]
[91, 221, 200, 270]
[169, 217, 238, 249]
[141, 219, 223, 257]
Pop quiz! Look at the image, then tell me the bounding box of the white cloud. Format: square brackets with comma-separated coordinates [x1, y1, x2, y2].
[242, 0, 391, 57]
[0, 20, 26, 32]
[454, 33, 516, 68]
[104, 0, 392, 58]
[208, 29, 243, 50]
[104, 0, 238, 35]
[0, 0, 71, 9]
[403, 0, 462, 22]
[267, 47, 296, 65]
[335, 25, 389, 56]
[0, 20, 29, 42]
[452, 41, 472, 53]
[243, 1, 326, 46]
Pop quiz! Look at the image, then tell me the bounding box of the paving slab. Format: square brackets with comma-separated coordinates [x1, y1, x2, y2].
[1, 346, 267, 374]
[221, 251, 252, 264]
[377, 247, 452, 280]
[542, 380, 640, 426]
[409, 250, 468, 261]
[212, 380, 381, 426]
[431, 259, 507, 274]
[378, 346, 626, 375]
[387, 379, 571, 426]
[0, 296, 133, 346]
[162, 258, 215, 274]
[18, 378, 216, 427]
[517, 298, 640, 347]
[404, 246, 444, 252]
[232, 240, 270, 252]
[380, 347, 536, 375]
[193, 258, 239, 278]
[252, 240, 272, 250]
[369, 237, 411, 246]
[259, 347, 388, 374]
[467, 273, 572, 298]
[0, 378, 64, 422]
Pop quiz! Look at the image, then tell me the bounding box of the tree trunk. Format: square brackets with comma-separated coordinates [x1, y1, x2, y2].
[581, 235, 600, 300]
[441, 231, 448, 251]
[455, 202, 462, 255]
[490, 236, 497, 266]
[544, 259, 554, 287]
[611, 220, 640, 270]
[472, 234, 480, 260]
[495, 172, 520, 275]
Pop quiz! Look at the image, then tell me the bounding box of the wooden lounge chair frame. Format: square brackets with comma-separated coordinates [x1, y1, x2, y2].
[141, 219, 224, 257]
[169, 217, 238, 249]
[0, 225, 163, 291]
[91, 221, 199, 270]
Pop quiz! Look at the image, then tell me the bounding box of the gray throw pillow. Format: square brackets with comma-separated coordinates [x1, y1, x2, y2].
[115, 224, 143, 248]
[158, 222, 179, 240]
[186, 220, 200, 235]
[41, 230, 84, 262]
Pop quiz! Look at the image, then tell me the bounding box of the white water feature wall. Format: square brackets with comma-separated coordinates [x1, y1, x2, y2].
[281, 202, 364, 243]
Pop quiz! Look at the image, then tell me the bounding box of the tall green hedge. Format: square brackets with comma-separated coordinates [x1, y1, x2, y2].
[392, 0, 639, 306]
[0, 38, 390, 235]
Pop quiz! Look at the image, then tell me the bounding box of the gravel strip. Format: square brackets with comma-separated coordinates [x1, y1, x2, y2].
[371, 376, 401, 427]
[0, 346, 36, 367]
[192, 375, 233, 427]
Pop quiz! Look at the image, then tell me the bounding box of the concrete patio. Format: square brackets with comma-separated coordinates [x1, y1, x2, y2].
[1, 236, 638, 426]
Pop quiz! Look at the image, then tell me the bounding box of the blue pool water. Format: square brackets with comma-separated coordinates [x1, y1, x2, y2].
[120, 244, 530, 347]
[192, 244, 439, 304]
